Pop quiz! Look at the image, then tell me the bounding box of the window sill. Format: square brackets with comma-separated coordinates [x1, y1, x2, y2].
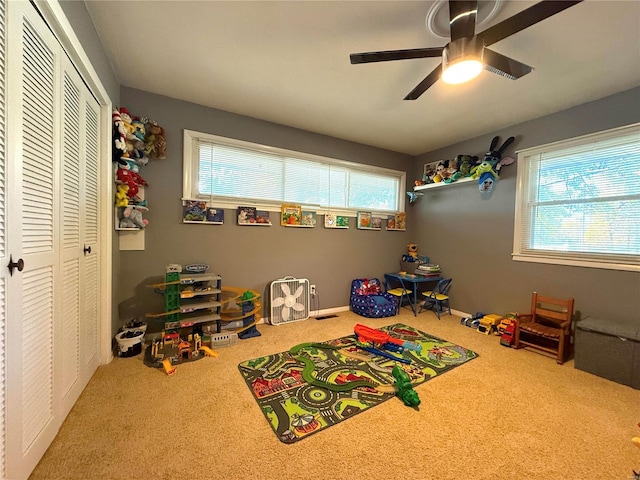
[512, 253, 640, 272]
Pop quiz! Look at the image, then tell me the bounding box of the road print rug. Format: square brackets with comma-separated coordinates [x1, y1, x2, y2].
[237, 323, 478, 444]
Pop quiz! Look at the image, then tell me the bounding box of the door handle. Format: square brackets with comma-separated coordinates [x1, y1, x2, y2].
[7, 255, 24, 276]
[83, 245, 91, 255]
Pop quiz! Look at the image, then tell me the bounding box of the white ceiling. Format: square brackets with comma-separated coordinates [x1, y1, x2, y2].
[85, 0, 640, 156]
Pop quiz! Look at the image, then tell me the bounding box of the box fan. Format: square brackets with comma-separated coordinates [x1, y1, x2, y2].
[269, 276, 310, 325]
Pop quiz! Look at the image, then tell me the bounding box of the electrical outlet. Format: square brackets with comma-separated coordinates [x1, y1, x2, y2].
[310, 284, 317, 296]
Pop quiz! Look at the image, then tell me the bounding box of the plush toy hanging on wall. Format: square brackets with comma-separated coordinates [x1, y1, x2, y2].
[471, 136, 515, 193]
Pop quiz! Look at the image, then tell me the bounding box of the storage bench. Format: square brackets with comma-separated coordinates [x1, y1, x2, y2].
[574, 317, 640, 389]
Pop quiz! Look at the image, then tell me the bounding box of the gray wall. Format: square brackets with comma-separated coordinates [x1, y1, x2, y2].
[59, 0, 640, 334]
[58, 0, 119, 102]
[117, 87, 413, 332]
[412, 87, 640, 326]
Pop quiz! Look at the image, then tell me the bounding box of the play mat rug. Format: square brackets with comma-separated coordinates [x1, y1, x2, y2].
[237, 323, 478, 444]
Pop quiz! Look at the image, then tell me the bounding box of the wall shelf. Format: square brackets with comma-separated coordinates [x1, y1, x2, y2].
[414, 177, 474, 191]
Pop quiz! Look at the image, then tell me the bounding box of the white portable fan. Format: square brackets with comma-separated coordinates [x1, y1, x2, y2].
[269, 276, 310, 325]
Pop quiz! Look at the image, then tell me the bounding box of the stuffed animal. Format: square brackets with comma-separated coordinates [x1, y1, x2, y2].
[408, 243, 418, 259]
[112, 109, 128, 165]
[129, 119, 149, 165]
[471, 136, 515, 193]
[146, 122, 166, 159]
[115, 184, 129, 207]
[119, 206, 148, 229]
[115, 167, 147, 198]
[356, 279, 381, 296]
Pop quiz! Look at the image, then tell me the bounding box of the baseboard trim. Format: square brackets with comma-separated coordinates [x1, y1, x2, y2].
[251, 306, 469, 325]
[249, 305, 351, 326]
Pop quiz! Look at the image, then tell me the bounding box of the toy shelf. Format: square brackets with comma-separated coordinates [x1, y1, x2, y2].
[414, 176, 474, 191]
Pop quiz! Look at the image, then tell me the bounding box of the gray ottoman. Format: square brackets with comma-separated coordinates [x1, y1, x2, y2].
[574, 317, 640, 389]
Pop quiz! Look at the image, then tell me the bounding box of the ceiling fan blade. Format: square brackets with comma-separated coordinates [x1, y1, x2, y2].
[350, 47, 443, 64]
[404, 63, 442, 100]
[483, 48, 533, 80]
[478, 0, 583, 47]
[449, 0, 478, 41]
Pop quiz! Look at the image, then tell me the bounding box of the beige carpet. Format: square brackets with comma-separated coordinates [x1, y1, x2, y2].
[30, 310, 640, 480]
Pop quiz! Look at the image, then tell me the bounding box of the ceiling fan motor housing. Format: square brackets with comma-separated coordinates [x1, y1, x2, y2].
[443, 36, 484, 69]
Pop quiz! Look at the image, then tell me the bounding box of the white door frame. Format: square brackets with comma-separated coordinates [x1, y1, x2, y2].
[34, 0, 113, 365]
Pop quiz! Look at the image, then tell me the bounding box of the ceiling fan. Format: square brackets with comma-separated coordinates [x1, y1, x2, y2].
[350, 0, 583, 100]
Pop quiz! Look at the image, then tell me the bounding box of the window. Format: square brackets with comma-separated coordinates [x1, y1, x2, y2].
[513, 123, 640, 272]
[183, 130, 405, 214]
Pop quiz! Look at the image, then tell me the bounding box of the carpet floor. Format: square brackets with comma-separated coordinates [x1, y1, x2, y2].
[30, 309, 640, 480]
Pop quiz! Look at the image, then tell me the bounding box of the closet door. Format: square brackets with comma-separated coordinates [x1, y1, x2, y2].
[5, 3, 61, 478]
[59, 54, 100, 415]
[54, 52, 99, 416]
[3, 2, 104, 478]
[0, 0, 7, 478]
[4, 2, 105, 477]
[80, 85, 100, 387]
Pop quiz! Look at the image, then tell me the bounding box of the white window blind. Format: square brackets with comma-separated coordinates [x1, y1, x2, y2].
[183, 130, 405, 213]
[513, 123, 640, 271]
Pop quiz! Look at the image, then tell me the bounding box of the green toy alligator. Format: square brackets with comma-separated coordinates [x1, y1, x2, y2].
[392, 365, 420, 407]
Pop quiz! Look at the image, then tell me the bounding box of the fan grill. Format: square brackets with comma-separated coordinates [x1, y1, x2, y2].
[269, 276, 310, 325]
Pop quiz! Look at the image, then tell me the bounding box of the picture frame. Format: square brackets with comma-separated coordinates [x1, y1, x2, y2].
[423, 158, 458, 183]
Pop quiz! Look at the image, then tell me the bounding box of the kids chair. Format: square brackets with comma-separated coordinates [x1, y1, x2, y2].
[386, 287, 412, 315]
[418, 278, 452, 318]
[349, 278, 397, 318]
[514, 292, 575, 364]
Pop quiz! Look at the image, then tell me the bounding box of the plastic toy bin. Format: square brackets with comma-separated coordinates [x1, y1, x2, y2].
[574, 317, 640, 389]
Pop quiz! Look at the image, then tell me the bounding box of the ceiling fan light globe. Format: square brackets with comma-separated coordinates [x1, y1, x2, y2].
[442, 58, 483, 84]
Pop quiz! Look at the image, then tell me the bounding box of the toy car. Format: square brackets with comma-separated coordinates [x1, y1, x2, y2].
[477, 314, 503, 334]
[461, 312, 485, 327]
[500, 321, 517, 347]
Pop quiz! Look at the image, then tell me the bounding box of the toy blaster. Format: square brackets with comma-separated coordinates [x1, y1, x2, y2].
[354, 324, 422, 353]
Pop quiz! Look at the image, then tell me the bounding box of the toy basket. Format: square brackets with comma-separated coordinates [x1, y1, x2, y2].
[400, 255, 429, 274]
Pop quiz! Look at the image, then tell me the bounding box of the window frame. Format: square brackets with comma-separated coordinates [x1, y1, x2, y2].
[512, 123, 640, 272]
[182, 129, 406, 215]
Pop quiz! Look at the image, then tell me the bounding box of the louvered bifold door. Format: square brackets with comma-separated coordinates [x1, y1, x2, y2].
[59, 54, 83, 416]
[5, 3, 61, 479]
[0, 0, 7, 478]
[80, 89, 100, 381]
[59, 53, 100, 409]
